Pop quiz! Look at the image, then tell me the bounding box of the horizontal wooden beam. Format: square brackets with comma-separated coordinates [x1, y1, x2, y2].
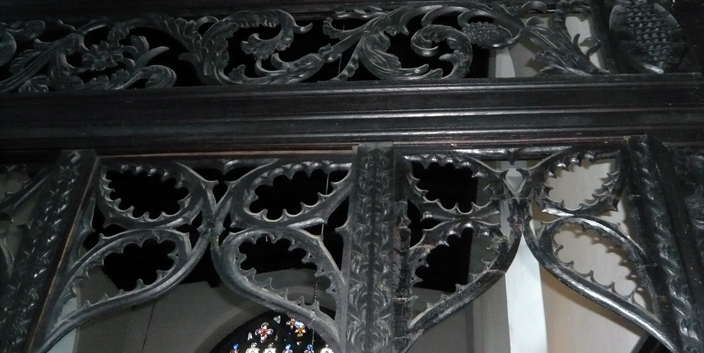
[2, 74, 703, 154]
[0, 0, 562, 21]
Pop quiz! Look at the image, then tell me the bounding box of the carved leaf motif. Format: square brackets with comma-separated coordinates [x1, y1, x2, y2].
[411, 25, 473, 79]
[359, 32, 439, 80]
[8, 39, 54, 75]
[239, 11, 312, 61]
[0, 20, 44, 67]
[0, 29, 17, 67]
[0, 2, 621, 92]
[525, 0, 605, 75]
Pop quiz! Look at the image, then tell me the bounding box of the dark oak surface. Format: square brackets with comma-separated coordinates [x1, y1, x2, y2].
[2, 74, 704, 154]
[0, 0, 561, 21]
[0, 0, 703, 155]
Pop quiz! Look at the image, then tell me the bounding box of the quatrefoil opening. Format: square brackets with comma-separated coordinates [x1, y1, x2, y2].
[236, 234, 337, 318]
[411, 161, 480, 212]
[550, 224, 653, 312]
[248, 168, 348, 221]
[105, 168, 189, 220]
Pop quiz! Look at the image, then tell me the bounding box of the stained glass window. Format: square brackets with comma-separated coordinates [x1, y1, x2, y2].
[210, 311, 333, 353]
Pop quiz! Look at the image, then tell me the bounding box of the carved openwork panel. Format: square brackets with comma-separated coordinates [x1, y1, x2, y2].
[519, 148, 673, 348]
[0, 0, 695, 93]
[393, 150, 514, 352]
[1, 139, 704, 353]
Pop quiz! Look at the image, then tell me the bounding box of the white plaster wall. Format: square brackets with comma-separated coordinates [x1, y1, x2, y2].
[72, 281, 262, 353]
[138, 282, 268, 353]
[71, 272, 472, 353]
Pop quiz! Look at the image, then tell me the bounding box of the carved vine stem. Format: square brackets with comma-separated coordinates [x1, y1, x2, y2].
[0, 1, 610, 92]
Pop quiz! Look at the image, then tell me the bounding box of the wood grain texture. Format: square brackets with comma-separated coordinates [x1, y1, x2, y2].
[2, 75, 704, 154]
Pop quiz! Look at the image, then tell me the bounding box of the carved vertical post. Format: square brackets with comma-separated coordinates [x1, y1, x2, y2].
[673, 149, 704, 273]
[626, 136, 704, 352]
[343, 144, 396, 353]
[0, 150, 97, 353]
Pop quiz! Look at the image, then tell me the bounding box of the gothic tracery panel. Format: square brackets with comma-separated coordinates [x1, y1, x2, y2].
[1, 140, 702, 353]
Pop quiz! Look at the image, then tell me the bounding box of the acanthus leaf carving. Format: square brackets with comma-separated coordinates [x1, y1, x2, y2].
[0, 0, 622, 93]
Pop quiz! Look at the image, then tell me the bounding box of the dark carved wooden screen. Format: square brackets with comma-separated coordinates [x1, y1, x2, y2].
[1, 0, 704, 352]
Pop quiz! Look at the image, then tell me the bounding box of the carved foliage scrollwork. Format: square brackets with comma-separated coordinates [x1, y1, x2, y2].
[519, 148, 676, 351]
[0, 0, 609, 92]
[0, 19, 176, 93]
